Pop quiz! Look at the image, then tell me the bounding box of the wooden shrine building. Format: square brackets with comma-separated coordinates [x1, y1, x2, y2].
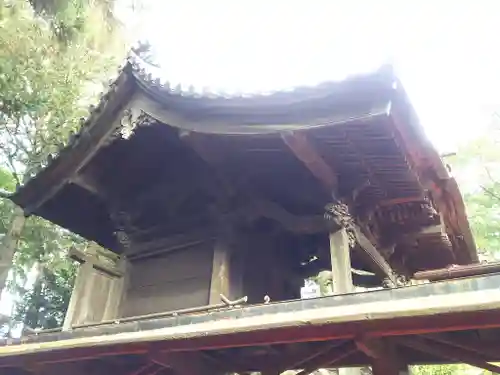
[1, 59, 498, 375]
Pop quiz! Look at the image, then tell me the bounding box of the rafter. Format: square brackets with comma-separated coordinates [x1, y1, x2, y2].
[281, 131, 338, 193]
[178, 130, 235, 197]
[282, 130, 397, 284]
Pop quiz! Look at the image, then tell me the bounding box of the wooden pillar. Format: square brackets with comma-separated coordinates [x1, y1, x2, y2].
[102, 257, 129, 320]
[357, 338, 410, 375]
[63, 260, 93, 330]
[329, 228, 354, 294]
[209, 230, 243, 304]
[329, 228, 359, 375]
[371, 351, 410, 375]
[63, 247, 126, 330]
[210, 237, 232, 304]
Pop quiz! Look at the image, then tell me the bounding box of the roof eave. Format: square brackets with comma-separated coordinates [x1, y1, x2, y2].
[11, 66, 138, 214]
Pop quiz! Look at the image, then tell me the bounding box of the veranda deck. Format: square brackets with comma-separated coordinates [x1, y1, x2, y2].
[1, 274, 500, 374]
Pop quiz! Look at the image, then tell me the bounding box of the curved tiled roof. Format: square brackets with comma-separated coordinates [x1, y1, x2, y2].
[11, 57, 396, 192]
[5, 56, 477, 267]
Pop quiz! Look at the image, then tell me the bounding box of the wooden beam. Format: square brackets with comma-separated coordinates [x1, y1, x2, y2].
[70, 173, 105, 198]
[356, 338, 409, 375]
[126, 227, 216, 260]
[68, 247, 122, 278]
[240, 198, 336, 234]
[178, 130, 234, 197]
[281, 131, 338, 193]
[180, 131, 334, 235]
[285, 341, 349, 372]
[394, 336, 500, 373]
[352, 225, 397, 286]
[282, 131, 397, 286]
[355, 337, 387, 359]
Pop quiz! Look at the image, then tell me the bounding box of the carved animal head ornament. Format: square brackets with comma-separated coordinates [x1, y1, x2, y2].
[118, 109, 156, 141]
[324, 201, 357, 248]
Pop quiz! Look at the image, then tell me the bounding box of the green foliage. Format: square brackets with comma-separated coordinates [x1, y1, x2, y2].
[13, 259, 77, 329]
[0, 168, 15, 234]
[450, 117, 500, 259]
[0, 168, 14, 192]
[411, 364, 471, 375]
[0, 0, 120, 181]
[0, 3, 497, 375]
[26, 0, 125, 49]
[0, 0, 126, 330]
[408, 116, 500, 375]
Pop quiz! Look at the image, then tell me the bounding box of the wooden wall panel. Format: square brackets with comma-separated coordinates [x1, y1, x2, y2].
[122, 240, 214, 317]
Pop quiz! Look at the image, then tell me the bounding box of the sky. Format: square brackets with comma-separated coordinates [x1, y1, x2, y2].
[119, 0, 500, 153]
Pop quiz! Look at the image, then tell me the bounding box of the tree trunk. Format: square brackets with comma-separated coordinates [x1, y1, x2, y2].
[0, 205, 26, 296]
[24, 262, 45, 329]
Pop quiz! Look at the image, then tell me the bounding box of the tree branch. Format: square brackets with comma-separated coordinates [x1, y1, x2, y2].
[0, 188, 12, 198]
[479, 185, 500, 202]
[484, 166, 496, 185]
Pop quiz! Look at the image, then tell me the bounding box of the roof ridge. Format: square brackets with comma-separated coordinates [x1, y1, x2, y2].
[127, 52, 396, 99]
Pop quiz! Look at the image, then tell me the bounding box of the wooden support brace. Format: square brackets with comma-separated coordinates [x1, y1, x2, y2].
[352, 225, 397, 285]
[355, 337, 388, 359]
[356, 338, 409, 375]
[150, 351, 216, 375]
[423, 333, 500, 363]
[395, 336, 500, 373]
[287, 341, 349, 372]
[294, 341, 358, 375]
[282, 131, 397, 286]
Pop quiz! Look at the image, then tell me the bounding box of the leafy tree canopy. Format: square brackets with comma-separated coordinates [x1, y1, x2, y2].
[0, 0, 126, 331]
